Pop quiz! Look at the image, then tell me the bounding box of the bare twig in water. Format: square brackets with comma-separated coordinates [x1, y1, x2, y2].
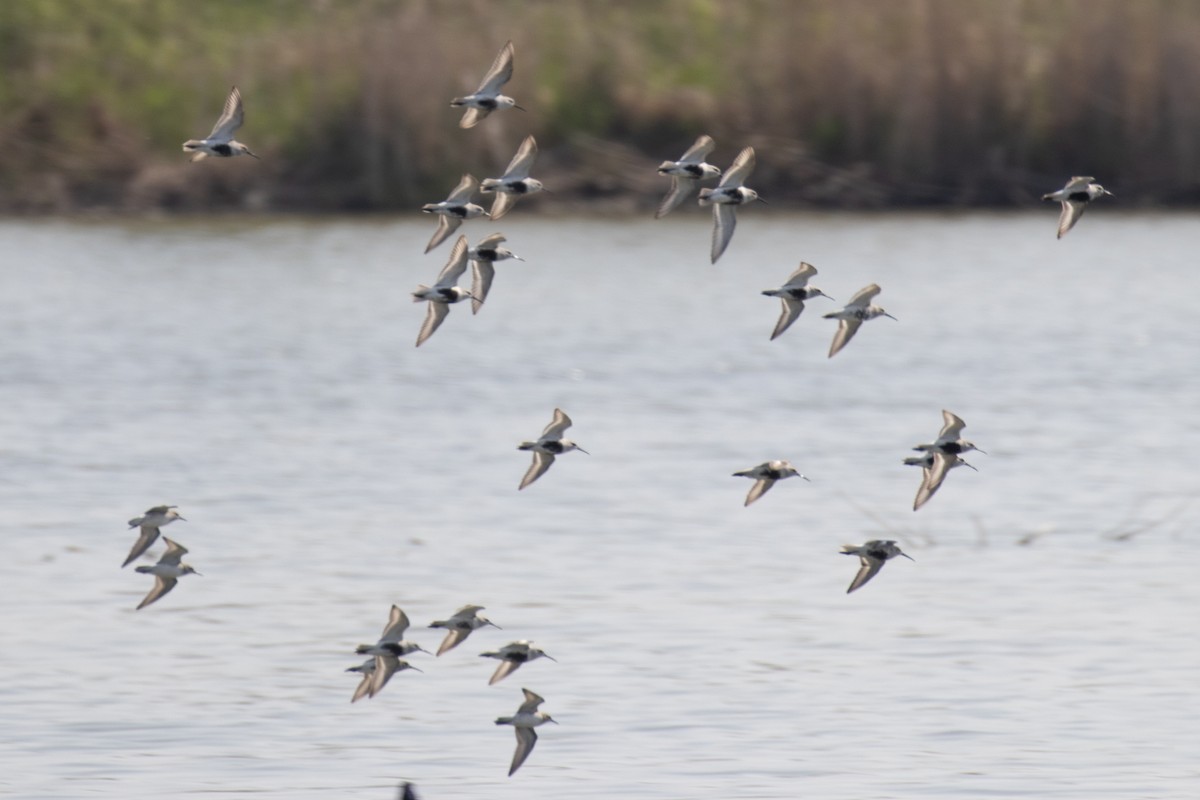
[1102, 497, 1191, 542]
[833, 488, 933, 547]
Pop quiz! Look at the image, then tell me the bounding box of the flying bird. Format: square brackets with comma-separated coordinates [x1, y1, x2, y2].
[761, 262, 833, 340]
[412, 236, 480, 347]
[517, 408, 588, 490]
[840, 540, 913, 593]
[355, 605, 429, 658]
[1042, 176, 1112, 238]
[450, 41, 523, 129]
[122, 505, 185, 568]
[134, 537, 200, 610]
[912, 410, 986, 456]
[495, 688, 557, 776]
[468, 232, 524, 314]
[655, 135, 721, 218]
[428, 605, 500, 656]
[698, 146, 764, 263]
[732, 460, 809, 506]
[822, 283, 896, 357]
[480, 641, 557, 685]
[905, 451, 977, 511]
[481, 135, 543, 220]
[422, 174, 486, 254]
[182, 86, 258, 161]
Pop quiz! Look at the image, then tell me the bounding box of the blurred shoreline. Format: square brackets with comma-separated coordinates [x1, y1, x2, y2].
[4, 0, 1200, 213]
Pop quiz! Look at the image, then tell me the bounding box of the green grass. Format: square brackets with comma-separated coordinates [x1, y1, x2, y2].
[3, 0, 1200, 211]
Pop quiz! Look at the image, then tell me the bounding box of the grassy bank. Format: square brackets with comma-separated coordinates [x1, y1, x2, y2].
[3, 0, 1200, 212]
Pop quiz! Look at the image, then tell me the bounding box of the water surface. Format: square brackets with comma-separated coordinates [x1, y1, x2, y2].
[0, 213, 1196, 799]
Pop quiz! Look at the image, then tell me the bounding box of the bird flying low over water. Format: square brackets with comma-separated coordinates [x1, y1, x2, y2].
[122, 505, 185, 568]
[495, 688, 557, 776]
[822, 283, 896, 357]
[422, 174, 486, 254]
[134, 537, 200, 609]
[412, 236, 480, 347]
[761, 262, 833, 340]
[655, 135, 721, 218]
[429, 605, 500, 656]
[517, 408, 588, 490]
[839, 540, 913, 593]
[906, 451, 976, 511]
[907, 409, 984, 510]
[468, 232, 523, 314]
[480, 640, 557, 685]
[182, 86, 258, 162]
[451, 41, 523, 129]
[698, 146, 764, 263]
[355, 605, 429, 658]
[481, 135, 543, 220]
[732, 460, 809, 506]
[913, 410, 986, 457]
[1042, 176, 1112, 238]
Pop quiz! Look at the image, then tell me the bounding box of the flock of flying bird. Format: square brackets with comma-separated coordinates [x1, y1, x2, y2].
[157, 38, 1117, 788]
[346, 604, 557, 777]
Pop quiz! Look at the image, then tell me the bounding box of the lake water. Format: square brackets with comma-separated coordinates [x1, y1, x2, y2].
[0, 212, 1197, 799]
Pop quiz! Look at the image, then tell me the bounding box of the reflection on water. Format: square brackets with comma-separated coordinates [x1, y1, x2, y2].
[0, 213, 1197, 799]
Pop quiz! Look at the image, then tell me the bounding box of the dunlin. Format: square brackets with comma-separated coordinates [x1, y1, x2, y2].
[481, 135, 543, 220]
[346, 657, 377, 704]
[468, 232, 523, 314]
[182, 86, 258, 162]
[1042, 176, 1112, 239]
[450, 41, 523, 129]
[412, 236, 479, 347]
[367, 653, 422, 699]
[732, 460, 809, 506]
[655, 135, 721, 218]
[698, 146, 764, 263]
[122, 505, 185, 568]
[913, 410, 986, 456]
[518, 408, 588, 490]
[480, 641, 557, 685]
[429, 605, 500, 656]
[761, 262, 833, 340]
[840, 540, 913, 593]
[495, 688, 557, 776]
[906, 451, 977, 511]
[823, 283, 896, 357]
[134, 537, 200, 610]
[355, 605, 429, 658]
[422, 174, 486, 254]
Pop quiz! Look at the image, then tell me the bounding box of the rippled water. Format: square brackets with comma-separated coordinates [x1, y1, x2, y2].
[0, 213, 1197, 799]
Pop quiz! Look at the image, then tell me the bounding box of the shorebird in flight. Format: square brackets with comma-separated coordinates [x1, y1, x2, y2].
[840, 540, 913, 593]
[517, 408, 588, 490]
[450, 41, 523, 129]
[1042, 176, 1112, 238]
[655, 135, 721, 218]
[823, 283, 896, 357]
[182, 86, 258, 162]
[495, 688, 557, 776]
[761, 262, 833, 340]
[698, 146, 764, 263]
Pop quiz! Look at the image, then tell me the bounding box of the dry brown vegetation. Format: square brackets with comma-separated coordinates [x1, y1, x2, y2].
[3, 0, 1200, 212]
